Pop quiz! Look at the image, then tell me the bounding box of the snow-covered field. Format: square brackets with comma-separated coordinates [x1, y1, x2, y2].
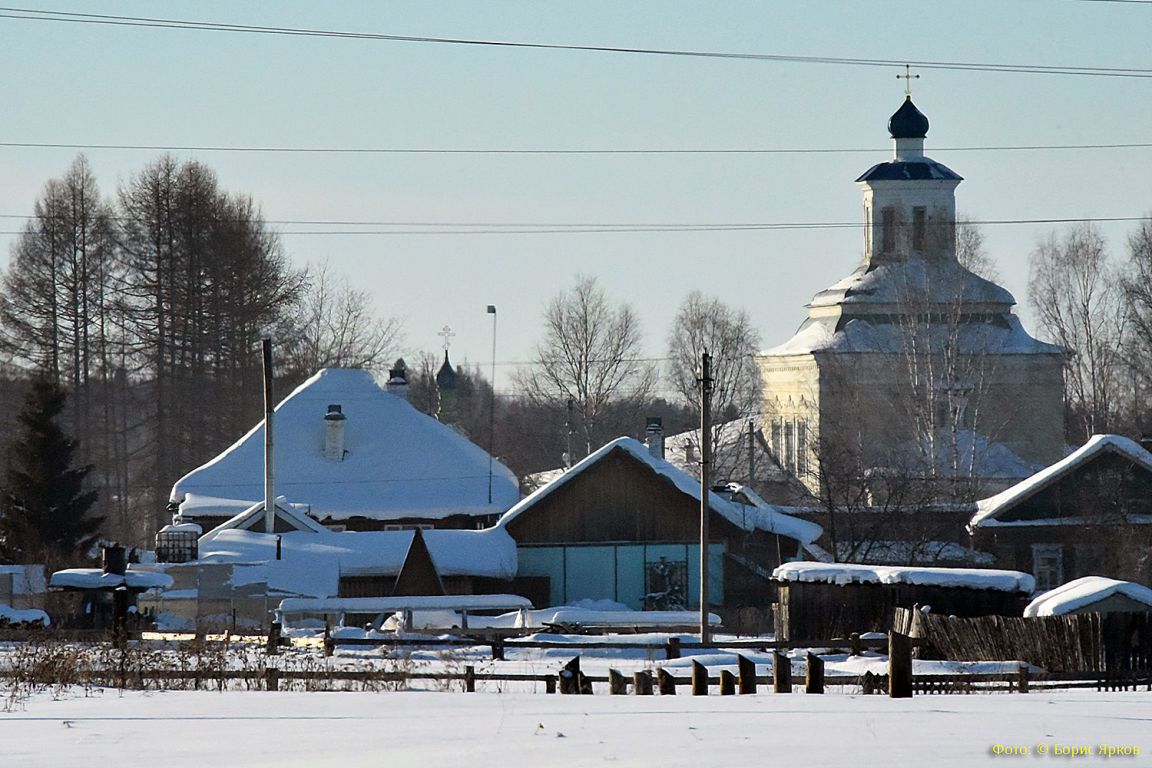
[2, 687, 1150, 767]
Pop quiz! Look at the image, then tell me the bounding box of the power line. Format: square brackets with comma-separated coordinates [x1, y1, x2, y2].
[2, 7, 1151, 79]
[3, 140, 1152, 155]
[0, 215, 1147, 238]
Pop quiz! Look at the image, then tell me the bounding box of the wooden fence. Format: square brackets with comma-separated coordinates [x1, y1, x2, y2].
[898, 608, 1152, 679]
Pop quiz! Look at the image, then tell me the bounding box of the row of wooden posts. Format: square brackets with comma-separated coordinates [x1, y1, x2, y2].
[554, 631, 914, 697]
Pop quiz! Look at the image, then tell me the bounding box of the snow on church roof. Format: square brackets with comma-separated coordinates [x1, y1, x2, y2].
[1024, 577, 1152, 617]
[970, 434, 1152, 529]
[496, 437, 821, 545]
[773, 561, 1034, 594]
[170, 368, 519, 521]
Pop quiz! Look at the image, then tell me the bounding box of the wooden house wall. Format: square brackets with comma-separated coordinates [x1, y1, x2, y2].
[977, 522, 1152, 585]
[997, 452, 1152, 523]
[504, 448, 740, 544]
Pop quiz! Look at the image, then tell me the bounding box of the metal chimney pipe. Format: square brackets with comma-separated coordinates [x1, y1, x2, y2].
[262, 339, 275, 534]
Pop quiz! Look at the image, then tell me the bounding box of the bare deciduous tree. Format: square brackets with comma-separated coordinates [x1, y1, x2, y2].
[955, 214, 998, 283]
[519, 275, 655, 456]
[1029, 223, 1127, 439]
[666, 291, 761, 479]
[281, 260, 404, 380]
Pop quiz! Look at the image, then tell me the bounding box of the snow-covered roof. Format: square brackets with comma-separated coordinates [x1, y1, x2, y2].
[661, 413, 809, 492]
[0, 604, 50, 626]
[1024, 577, 1152, 617]
[764, 313, 1059, 358]
[170, 368, 520, 521]
[496, 437, 820, 544]
[837, 540, 995, 567]
[893, 429, 1039, 482]
[209, 499, 331, 535]
[970, 435, 1152, 529]
[773, 560, 1034, 593]
[719, 484, 822, 545]
[50, 568, 174, 591]
[809, 259, 1013, 311]
[193, 525, 518, 598]
[277, 594, 532, 618]
[0, 564, 47, 595]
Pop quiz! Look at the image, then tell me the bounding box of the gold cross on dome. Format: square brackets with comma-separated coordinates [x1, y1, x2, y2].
[438, 325, 456, 351]
[898, 64, 919, 97]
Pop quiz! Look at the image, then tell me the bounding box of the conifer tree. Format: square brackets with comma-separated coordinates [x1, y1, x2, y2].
[0, 378, 102, 565]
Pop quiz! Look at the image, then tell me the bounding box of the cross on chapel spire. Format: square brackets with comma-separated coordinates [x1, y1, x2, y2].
[438, 325, 456, 351]
[897, 64, 919, 97]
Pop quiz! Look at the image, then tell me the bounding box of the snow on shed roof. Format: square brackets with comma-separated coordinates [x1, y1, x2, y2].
[1024, 577, 1152, 617]
[773, 561, 1034, 594]
[496, 437, 821, 544]
[195, 526, 518, 598]
[170, 368, 520, 521]
[970, 435, 1152, 529]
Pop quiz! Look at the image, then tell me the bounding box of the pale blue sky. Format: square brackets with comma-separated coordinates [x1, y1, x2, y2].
[1, 2, 1149, 397]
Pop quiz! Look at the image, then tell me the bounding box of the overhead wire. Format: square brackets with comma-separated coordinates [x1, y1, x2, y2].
[1, 7, 1151, 78]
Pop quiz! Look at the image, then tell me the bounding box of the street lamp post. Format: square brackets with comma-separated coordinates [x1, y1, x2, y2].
[487, 305, 497, 505]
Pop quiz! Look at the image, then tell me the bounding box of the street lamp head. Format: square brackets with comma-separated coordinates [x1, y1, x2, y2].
[486, 305, 497, 314]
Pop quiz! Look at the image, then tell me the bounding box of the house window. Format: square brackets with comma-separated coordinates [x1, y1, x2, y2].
[771, 421, 782, 458]
[913, 206, 927, 251]
[881, 206, 896, 254]
[1031, 544, 1064, 592]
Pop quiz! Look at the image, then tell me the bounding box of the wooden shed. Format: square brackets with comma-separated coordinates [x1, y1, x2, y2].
[772, 561, 1033, 641]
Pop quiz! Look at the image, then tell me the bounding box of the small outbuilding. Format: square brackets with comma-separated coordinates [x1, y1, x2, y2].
[772, 561, 1034, 641]
[1024, 576, 1152, 617]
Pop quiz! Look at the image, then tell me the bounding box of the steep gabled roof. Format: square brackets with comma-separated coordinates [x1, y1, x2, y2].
[496, 437, 821, 545]
[170, 368, 519, 521]
[970, 434, 1152, 529]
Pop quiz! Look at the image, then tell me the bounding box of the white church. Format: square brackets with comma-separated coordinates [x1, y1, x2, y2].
[758, 95, 1065, 501]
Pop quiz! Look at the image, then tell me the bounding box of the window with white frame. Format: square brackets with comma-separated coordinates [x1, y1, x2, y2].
[1031, 544, 1064, 592]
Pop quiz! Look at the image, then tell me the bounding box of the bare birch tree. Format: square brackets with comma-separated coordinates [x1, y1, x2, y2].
[280, 260, 403, 381]
[666, 291, 761, 479]
[1028, 223, 1127, 439]
[519, 275, 655, 456]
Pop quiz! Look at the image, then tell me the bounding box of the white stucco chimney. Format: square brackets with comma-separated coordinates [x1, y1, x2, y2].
[324, 403, 347, 461]
[645, 417, 664, 460]
[386, 362, 410, 401]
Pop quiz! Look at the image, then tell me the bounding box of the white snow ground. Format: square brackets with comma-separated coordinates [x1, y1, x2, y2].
[2, 687, 1149, 767]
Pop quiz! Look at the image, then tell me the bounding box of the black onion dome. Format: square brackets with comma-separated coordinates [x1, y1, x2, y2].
[435, 350, 458, 390]
[888, 96, 929, 139]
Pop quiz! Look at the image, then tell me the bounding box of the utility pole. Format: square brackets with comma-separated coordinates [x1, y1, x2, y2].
[262, 338, 275, 534]
[486, 305, 497, 504]
[699, 351, 714, 644]
[565, 397, 574, 469]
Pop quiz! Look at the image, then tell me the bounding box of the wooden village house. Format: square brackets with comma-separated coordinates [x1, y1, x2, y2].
[969, 434, 1152, 590]
[495, 437, 823, 620]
